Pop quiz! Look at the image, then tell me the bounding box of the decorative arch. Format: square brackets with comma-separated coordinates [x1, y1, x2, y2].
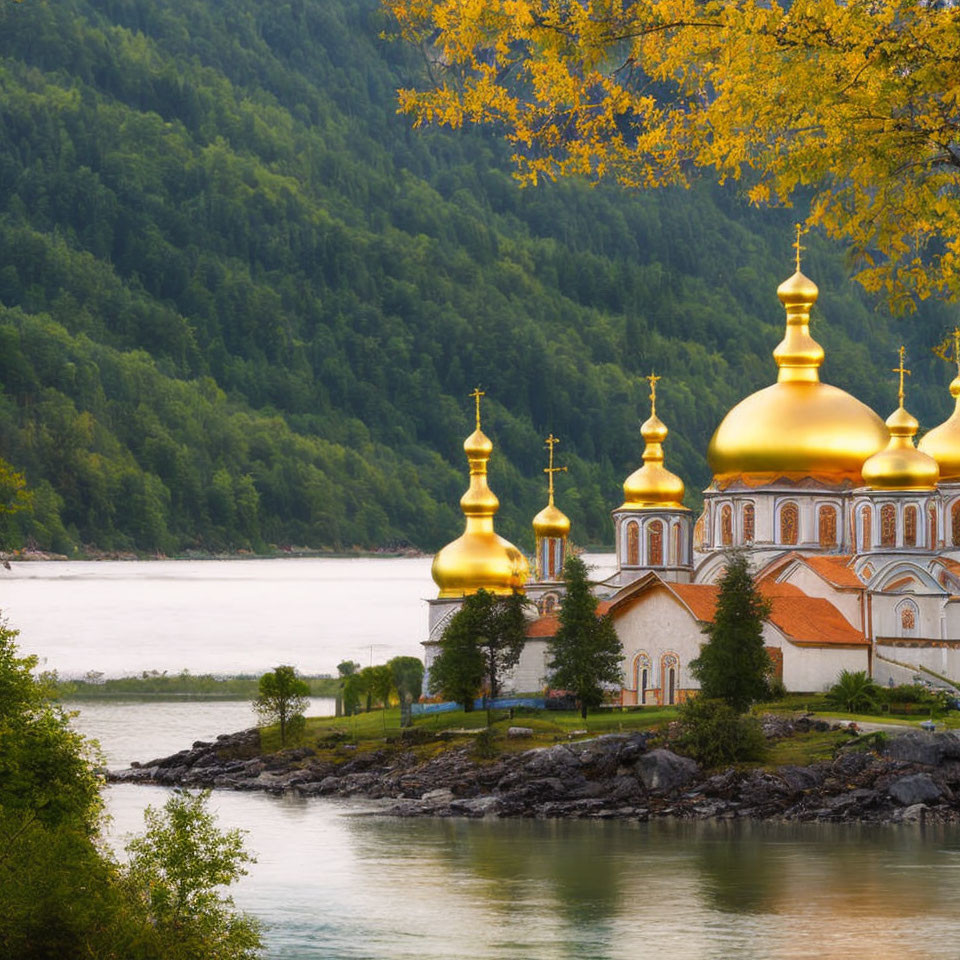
[721, 504, 733, 546]
[779, 502, 799, 546]
[859, 505, 872, 552]
[896, 598, 919, 638]
[904, 504, 918, 547]
[880, 503, 896, 547]
[648, 519, 664, 565]
[660, 652, 680, 705]
[742, 503, 756, 544]
[818, 504, 838, 548]
[626, 521, 640, 565]
[634, 652, 652, 704]
[541, 593, 559, 615]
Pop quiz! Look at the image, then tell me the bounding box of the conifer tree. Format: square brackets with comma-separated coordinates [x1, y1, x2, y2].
[690, 551, 773, 713]
[547, 556, 622, 719]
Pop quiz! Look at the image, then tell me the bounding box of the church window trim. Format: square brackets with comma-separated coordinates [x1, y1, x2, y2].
[951, 499, 960, 548]
[904, 504, 918, 548]
[647, 519, 664, 566]
[673, 522, 683, 566]
[626, 521, 640, 566]
[720, 504, 733, 547]
[880, 503, 897, 548]
[858, 504, 872, 552]
[742, 502, 756, 544]
[896, 599, 919, 638]
[778, 501, 799, 546]
[817, 503, 838, 548]
[660, 652, 680, 706]
[634, 652, 651, 704]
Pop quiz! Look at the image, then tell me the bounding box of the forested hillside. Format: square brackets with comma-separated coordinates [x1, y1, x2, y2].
[0, 0, 953, 555]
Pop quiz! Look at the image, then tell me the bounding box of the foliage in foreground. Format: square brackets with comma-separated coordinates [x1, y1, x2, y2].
[690, 551, 772, 713]
[677, 697, 767, 769]
[0, 617, 261, 959]
[826, 670, 881, 714]
[547, 556, 623, 719]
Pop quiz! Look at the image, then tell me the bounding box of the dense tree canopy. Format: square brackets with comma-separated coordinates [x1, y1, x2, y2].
[388, 0, 960, 312]
[0, 0, 953, 555]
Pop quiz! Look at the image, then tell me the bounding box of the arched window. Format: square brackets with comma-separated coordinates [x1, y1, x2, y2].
[898, 601, 918, 637]
[721, 505, 733, 546]
[930, 506, 938, 549]
[818, 505, 837, 547]
[880, 503, 896, 547]
[673, 523, 683, 565]
[742, 503, 755, 544]
[542, 594, 558, 615]
[904, 505, 918, 547]
[648, 520, 664, 565]
[626, 522, 639, 565]
[952, 501, 960, 547]
[860, 506, 872, 551]
[779, 502, 799, 545]
[661, 653, 679, 705]
[634, 653, 651, 704]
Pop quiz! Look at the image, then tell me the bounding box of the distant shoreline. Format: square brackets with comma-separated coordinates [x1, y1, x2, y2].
[2, 547, 429, 563]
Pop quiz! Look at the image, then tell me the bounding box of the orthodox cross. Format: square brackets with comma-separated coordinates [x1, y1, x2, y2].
[469, 387, 485, 431]
[646, 371, 661, 415]
[793, 222, 806, 273]
[893, 345, 911, 407]
[544, 433, 566, 506]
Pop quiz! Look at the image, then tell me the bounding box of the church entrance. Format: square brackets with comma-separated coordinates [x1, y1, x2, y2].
[667, 668, 675, 705]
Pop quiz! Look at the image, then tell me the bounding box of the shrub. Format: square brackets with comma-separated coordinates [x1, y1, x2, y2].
[471, 728, 499, 760]
[826, 670, 880, 713]
[677, 697, 767, 768]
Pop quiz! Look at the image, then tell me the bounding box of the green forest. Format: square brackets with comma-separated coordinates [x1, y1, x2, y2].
[0, 0, 954, 556]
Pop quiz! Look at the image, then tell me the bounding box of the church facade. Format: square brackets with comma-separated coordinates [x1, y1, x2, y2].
[423, 254, 960, 701]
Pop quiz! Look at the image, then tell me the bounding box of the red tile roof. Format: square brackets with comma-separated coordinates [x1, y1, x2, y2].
[801, 555, 864, 589]
[526, 600, 613, 639]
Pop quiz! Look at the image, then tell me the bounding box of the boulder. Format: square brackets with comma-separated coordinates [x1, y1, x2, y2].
[450, 795, 500, 817]
[888, 773, 942, 806]
[637, 749, 700, 795]
[507, 727, 534, 739]
[883, 732, 943, 766]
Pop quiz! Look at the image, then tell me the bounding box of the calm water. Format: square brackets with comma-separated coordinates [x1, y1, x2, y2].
[11, 556, 960, 959]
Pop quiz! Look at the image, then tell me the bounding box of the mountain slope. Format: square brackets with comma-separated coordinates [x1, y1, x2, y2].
[0, 0, 952, 554]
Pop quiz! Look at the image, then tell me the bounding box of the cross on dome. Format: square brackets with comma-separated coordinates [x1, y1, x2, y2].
[893, 345, 911, 407]
[543, 433, 567, 505]
[469, 387, 485, 431]
[646, 372, 661, 414]
[793, 222, 806, 273]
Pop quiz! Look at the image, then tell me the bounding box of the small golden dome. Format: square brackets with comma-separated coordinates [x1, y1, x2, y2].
[432, 393, 529, 598]
[533, 502, 571, 538]
[620, 376, 687, 510]
[862, 350, 939, 491]
[533, 433, 571, 538]
[918, 375, 960, 482]
[708, 266, 888, 485]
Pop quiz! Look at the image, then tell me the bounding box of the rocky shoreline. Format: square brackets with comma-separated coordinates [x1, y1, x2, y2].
[107, 716, 960, 825]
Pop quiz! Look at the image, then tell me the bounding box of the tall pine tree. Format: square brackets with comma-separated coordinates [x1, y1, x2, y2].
[547, 556, 623, 719]
[690, 551, 773, 713]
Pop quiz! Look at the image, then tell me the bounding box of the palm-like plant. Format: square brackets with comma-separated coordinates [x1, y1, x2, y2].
[826, 670, 879, 713]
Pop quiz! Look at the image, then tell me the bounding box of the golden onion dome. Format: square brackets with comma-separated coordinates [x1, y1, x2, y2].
[862, 351, 939, 491]
[620, 376, 687, 510]
[533, 433, 571, 538]
[918, 369, 960, 482]
[431, 393, 529, 598]
[707, 263, 888, 486]
[533, 502, 571, 538]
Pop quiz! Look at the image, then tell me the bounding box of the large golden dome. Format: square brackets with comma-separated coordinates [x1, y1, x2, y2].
[863, 350, 939, 490]
[918, 367, 960, 482]
[432, 395, 529, 598]
[620, 375, 687, 510]
[707, 266, 888, 486]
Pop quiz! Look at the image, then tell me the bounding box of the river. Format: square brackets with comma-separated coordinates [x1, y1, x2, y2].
[3, 557, 960, 959]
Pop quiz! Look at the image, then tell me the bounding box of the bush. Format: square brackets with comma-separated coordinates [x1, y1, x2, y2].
[878, 684, 930, 705]
[826, 670, 880, 713]
[471, 728, 499, 760]
[766, 677, 787, 701]
[677, 697, 767, 768]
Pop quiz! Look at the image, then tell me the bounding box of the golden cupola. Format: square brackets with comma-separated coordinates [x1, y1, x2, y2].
[533, 434, 570, 582]
[918, 328, 960, 482]
[620, 373, 687, 510]
[707, 226, 888, 486]
[431, 389, 530, 598]
[862, 347, 939, 491]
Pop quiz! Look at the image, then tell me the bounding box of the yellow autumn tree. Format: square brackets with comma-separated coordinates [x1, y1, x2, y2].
[385, 0, 960, 311]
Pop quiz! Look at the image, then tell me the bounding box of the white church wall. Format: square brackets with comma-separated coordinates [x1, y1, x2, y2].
[764, 627, 869, 691]
[502, 639, 550, 694]
[871, 593, 944, 641]
[875, 642, 960, 687]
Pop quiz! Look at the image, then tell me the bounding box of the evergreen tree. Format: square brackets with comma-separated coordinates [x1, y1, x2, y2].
[547, 556, 623, 719]
[690, 551, 773, 713]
